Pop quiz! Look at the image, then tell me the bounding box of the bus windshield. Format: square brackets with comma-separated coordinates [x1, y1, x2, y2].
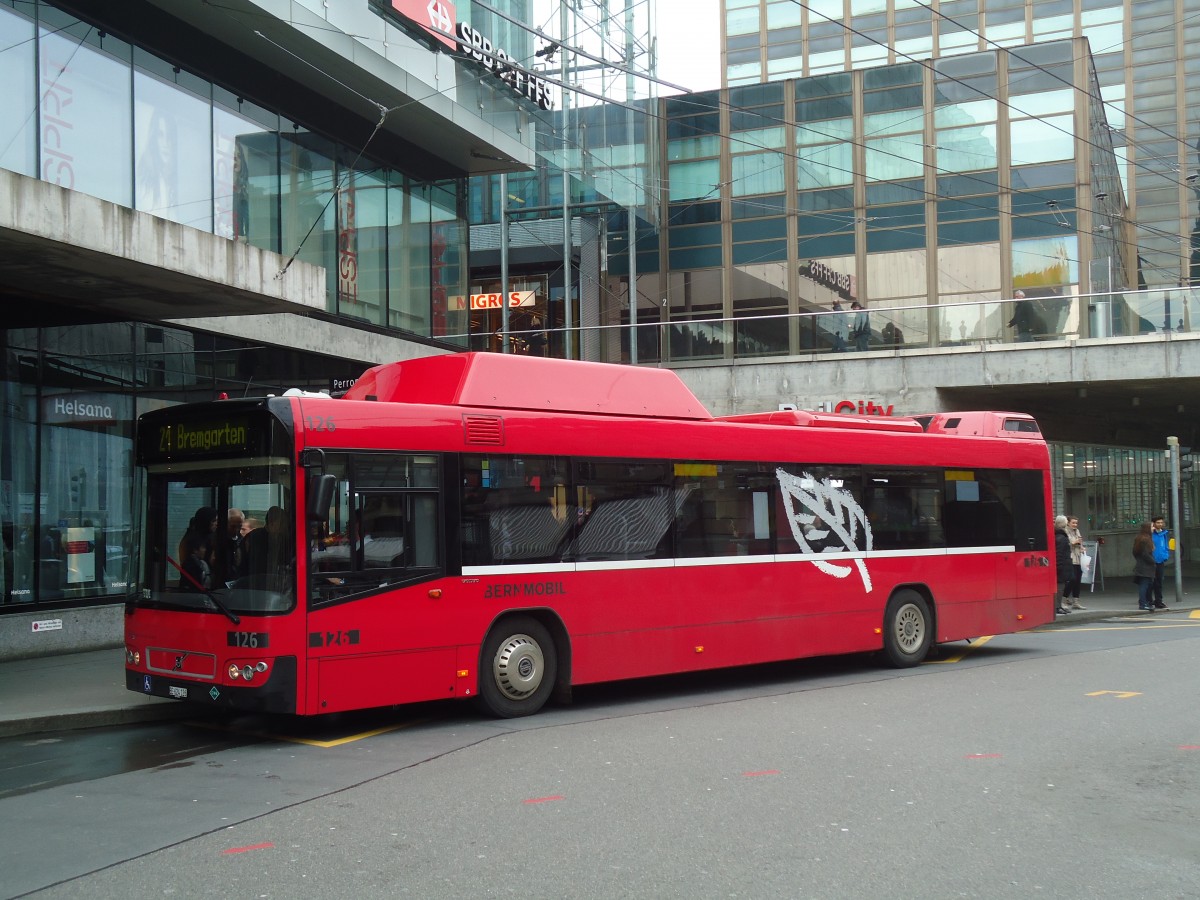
[137, 456, 295, 616]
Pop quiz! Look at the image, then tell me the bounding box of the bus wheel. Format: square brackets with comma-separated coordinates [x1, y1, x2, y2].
[478, 616, 557, 718]
[882, 590, 932, 668]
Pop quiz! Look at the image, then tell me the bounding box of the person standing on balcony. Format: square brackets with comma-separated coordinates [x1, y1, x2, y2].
[850, 301, 870, 351]
[1007, 290, 1036, 342]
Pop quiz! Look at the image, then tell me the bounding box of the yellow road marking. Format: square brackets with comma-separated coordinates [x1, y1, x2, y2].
[188, 719, 424, 748]
[1035, 621, 1200, 632]
[1086, 690, 1142, 699]
[926, 635, 993, 664]
[1192, 610, 1200, 619]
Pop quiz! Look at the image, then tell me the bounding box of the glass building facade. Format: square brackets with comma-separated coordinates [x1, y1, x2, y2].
[722, 0, 1200, 290]
[0, 0, 524, 618]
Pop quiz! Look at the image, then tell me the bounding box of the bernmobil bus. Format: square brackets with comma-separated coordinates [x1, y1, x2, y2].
[125, 352, 1055, 718]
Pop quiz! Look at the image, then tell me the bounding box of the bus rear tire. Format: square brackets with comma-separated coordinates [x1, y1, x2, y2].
[882, 590, 932, 667]
[478, 616, 557, 718]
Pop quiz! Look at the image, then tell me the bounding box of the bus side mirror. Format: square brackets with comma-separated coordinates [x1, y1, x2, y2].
[307, 474, 336, 522]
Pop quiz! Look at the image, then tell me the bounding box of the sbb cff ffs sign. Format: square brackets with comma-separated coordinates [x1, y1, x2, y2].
[387, 0, 554, 110]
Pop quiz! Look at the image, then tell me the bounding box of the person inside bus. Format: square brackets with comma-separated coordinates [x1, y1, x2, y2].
[242, 506, 289, 580]
[225, 507, 246, 581]
[1053, 515, 1072, 615]
[180, 534, 212, 591]
[176, 507, 218, 569]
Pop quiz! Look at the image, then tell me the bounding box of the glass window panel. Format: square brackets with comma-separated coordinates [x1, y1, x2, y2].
[865, 136, 925, 180]
[732, 217, 787, 242]
[934, 52, 997, 81]
[281, 133, 336, 308]
[668, 201, 721, 225]
[1010, 115, 1075, 164]
[726, 6, 760, 35]
[726, 62, 762, 81]
[934, 99, 997, 127]
[940, 29, 979, 52]
[873, 203, 925, 228]
[668, 135, 721, 160]
[134, 71, 212, 229]
[732, 240, 788, 265]
[808, 0, 844, 18]
[730, 126, 786, 150]
[797, 187, 854, 211]
[863, 64, 923, 89]
[796, 73, 852, 100]
[864, 109, 925, 137]
[807, 51, 848, 74]
[937, 218, 999, 245]
[766, 2, 801, 28]
[937, 170, 999, 196]
[767, 57, 805, 76]
[214, 104, 279, 250]
[732, 153, 786, 196]
[797, 210, 855, 236]
[669, 159, 721, 201]
[1009, 89, 1074, 119]
[798, 143, 855, 188]
[668, 223, 722, 248]
[335, 167, 387, 326]
[895, 37, 935, 57]
[797, 118, 854, 145]
[936, 123, 998, 172]
[732, 195, 787, 218]
[727, 48, 761, 67]
[850, 44, 890, 65]
[799, 232, 856, 257]
[1033, 14, 1074, 38]
[38, 26, 132, 205]
[866, 178, 925, 204]
[668, 246, 724, 269]
[0, 5, 36, 176]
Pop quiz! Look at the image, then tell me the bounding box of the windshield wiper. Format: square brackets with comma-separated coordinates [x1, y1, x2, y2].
[165, 553, 241, 625]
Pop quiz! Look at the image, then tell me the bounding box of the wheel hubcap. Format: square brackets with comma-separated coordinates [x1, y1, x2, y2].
[493, 634, 544, 700]
[894, 603, 925, 653]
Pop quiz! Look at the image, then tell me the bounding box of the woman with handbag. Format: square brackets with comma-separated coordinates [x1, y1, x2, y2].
[1054, 515, 1073, 615]
[1063, 515, 1086, 610]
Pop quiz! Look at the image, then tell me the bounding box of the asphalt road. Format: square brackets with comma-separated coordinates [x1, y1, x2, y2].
[3, 614, 1200, 899]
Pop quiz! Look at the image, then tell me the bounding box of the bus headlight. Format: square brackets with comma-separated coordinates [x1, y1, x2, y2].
[126, 648, 141, 666]
[227, 660, 270, 683]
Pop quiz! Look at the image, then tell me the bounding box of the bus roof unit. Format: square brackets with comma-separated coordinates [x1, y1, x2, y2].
[342, 353, 712, 420]
[717, 410, 925, 433]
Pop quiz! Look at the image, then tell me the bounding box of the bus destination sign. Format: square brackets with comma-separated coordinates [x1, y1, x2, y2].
[156, 418, 251, 457]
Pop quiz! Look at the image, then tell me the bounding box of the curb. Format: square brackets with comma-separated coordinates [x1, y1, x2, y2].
[0, 701, 194, 740]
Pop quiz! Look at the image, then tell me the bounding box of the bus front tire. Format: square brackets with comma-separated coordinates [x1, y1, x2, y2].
[882, 590, 932, 668]
[477, 616, 557, 718]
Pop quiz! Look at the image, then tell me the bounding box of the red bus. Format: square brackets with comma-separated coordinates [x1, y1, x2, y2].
[125, 352, 1055, 718]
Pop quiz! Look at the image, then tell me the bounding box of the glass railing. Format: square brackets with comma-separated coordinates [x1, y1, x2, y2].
[481, 286, 1199, 365]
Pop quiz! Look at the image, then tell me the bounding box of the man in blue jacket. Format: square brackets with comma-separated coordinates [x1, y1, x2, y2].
[1151, 516, 1171, 609]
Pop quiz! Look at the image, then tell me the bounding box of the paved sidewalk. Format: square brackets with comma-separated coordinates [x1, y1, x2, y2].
[1, 578, 1194, 738]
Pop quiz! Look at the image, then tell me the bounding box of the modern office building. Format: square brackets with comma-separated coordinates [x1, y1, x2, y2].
[721, 0, 1199, 290]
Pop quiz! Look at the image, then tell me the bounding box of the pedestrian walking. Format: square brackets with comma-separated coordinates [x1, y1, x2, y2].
[1132, 522, 1157, 610]
[1054, 515, 1072, 615]
[1150, 515, 1171, 609]
[1063, 515, 1086, 609]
